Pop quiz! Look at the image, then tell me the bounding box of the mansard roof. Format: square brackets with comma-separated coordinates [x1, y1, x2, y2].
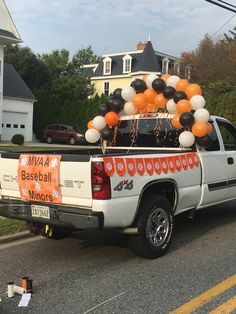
[81, 41, 177, 78]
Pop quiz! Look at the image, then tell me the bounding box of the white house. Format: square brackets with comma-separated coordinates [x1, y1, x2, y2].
[0, 0, 35, 141]
[3, 63, 36, 141]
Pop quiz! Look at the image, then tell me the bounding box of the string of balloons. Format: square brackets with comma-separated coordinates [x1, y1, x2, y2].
[85, 73, 212, 148]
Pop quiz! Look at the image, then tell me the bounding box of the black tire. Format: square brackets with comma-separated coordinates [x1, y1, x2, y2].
[69, 137, 76, 145]
[46, 136, 53, 144]
[128, 195, 174, 259]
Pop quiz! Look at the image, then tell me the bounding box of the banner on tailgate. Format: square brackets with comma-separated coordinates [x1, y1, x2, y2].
[18, 154, 62, 203]
[103, 153, 200, 177]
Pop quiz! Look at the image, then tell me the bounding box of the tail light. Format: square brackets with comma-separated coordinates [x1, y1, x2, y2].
[91, 161, 111, 199]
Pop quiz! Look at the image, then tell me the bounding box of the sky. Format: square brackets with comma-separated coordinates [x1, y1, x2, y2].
[5, 0, 236, 58]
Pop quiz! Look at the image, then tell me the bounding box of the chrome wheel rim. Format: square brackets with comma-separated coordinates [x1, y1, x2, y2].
[146, 207, 169, 247]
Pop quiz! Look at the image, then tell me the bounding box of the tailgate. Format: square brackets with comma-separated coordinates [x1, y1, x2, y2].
[0, 152, 93, 208]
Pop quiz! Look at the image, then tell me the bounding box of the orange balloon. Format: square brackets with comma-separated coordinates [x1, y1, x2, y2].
[185, 83, 202, 100]
[144, 88, 157, 103]
[147, 102, 158, 113]
[206, 122, 213, 134]
[176, 99, 192, 113]
[171, 114, 183, 129]
[104, 112, 119, 126]
[132, 93, 147, 111]
[192, 122, 208, 137]
[154, 93, 168, 109]
[175, 79, 189, 92]
[87, 120, 94, 129]
[161, 73, 171, 82]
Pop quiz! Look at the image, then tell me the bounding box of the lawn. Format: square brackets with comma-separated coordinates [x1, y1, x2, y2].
[0, 217, 27, 236]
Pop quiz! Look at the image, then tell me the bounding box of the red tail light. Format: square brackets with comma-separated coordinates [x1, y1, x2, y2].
[91, 161, 111, 199]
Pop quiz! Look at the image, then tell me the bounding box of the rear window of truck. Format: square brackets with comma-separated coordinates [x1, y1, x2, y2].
[114, 118, 181, 148]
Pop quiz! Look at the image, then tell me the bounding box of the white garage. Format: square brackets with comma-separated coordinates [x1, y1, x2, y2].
[2, 63, 36, 142]
[2, 111, 27, 140]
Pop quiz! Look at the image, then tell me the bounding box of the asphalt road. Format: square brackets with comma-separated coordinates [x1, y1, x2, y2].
[0, 201, 235, 314]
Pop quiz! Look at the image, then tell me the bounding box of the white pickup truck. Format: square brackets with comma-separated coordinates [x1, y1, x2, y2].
[0, 113, 235, 258]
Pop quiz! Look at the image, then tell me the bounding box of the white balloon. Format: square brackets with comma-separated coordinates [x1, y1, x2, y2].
[85, 129, 100, 143]
[121, 86, 136, 102]
[166, 99, 177, 114]
[179, 131, 195, 148]
[166, 75, 180, 88]
[194, 108, 210, 123]
[93, 116, 106, 130]
[124, 102, 137, 115]
[190, 95, 206, 111]
[146, 74, 158, 88]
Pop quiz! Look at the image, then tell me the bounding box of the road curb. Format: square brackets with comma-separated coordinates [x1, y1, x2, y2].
[0, 231, 33, 244]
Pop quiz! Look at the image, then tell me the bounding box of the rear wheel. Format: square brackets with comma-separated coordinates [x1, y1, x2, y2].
[128, 195, 174, 259]
[69, 137, 76, 145]
[46, 136, 53, 144]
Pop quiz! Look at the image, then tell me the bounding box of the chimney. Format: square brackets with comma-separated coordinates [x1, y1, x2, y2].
[137, 41, 147, 50]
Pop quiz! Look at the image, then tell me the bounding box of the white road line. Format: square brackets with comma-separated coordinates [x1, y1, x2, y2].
[0, 236, 44, 250]
[83, 292, 126, 314]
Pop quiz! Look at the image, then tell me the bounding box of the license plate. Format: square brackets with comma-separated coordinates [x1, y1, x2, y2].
[31, 205, 50, 219]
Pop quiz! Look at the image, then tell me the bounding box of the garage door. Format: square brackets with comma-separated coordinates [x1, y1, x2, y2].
[2, 111, 27, 141]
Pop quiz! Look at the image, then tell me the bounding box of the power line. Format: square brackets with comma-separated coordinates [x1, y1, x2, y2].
[210, 13, 236, 38]
[216, 0, 236, 9]
[205, 0, 236, 13]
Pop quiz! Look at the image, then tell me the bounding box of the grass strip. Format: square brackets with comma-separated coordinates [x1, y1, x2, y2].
[0, 218, 27, 236]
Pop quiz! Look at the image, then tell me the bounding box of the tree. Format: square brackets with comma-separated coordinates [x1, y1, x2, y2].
[215, 90, 236, 125]
[223, 26, 236, 43]
[178, 28, 236, 120]
[4, 44, 49, 89]
[40, 49, 70, 82]
[204, 80, 235, 114]
[179, 34, 236, 87]
[70, 46, 100, 74]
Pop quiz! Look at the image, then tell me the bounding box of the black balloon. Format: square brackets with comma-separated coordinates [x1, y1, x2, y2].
[173, 91, 187, 103]
[152, 78, 166, 92]
[101, 126, 114, 141]
[110, 98, 124, 113]
[113, 88, 122, 99]
[130, 79, 147, 93]
[163, 86, 176, 99]
[196, 135, 213, 148]
[106, 97, 114, 108]
[179, 112, 195, 127]
[99, 103, 110, 116]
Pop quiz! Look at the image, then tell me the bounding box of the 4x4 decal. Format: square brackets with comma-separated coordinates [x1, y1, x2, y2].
[114, 180, 133, 192]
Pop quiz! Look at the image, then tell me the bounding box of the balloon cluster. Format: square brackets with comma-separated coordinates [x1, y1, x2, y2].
[85, 73, 212, 148]
[85, 89, 123, 143]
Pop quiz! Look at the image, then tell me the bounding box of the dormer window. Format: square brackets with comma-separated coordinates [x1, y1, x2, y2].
[162, 57, 169, 74]
[103, 56, 112, 75]
[122, 54, 132, 73]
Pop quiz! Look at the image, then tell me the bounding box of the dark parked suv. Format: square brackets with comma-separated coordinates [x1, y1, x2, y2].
[44, 124, 85, 145]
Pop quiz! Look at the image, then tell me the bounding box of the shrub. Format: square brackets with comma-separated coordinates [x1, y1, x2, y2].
[11, 134, 24, 145]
